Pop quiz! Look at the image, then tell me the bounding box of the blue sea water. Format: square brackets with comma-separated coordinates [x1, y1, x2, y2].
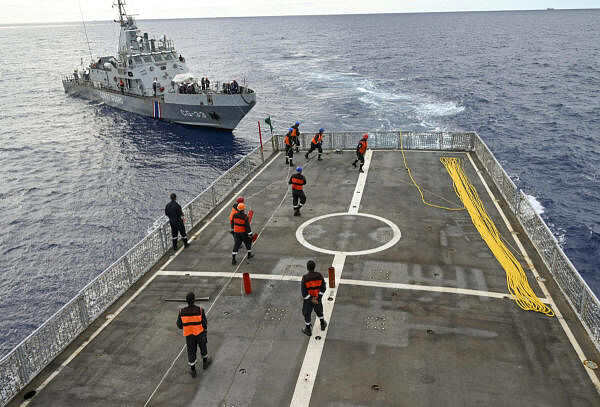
[0, 10, 599, 357]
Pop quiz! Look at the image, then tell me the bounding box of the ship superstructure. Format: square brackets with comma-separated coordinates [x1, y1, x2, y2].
[62, 0, 255, 130]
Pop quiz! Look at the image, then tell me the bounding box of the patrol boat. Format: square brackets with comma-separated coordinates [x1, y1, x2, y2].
[61, 0, 256, 130]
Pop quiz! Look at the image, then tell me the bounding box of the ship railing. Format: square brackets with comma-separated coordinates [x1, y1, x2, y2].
[0, 138, 274, 407]
[272, 130, 600, 353]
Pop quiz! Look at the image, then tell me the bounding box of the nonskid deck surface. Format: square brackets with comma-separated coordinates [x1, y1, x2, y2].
[14, 150, 600, 406]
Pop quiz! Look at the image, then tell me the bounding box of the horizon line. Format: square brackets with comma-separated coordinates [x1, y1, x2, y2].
[1, 7, 598, 26]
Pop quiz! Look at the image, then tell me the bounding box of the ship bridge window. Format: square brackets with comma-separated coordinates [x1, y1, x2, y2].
[134, 56, 143, 64]
[143, 55, 153, 63]
[154, 54, 163, 61]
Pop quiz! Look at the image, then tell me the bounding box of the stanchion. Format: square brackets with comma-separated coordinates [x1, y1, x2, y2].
[328, 267, 336, 288]
[258, 121, 263, 152]
[243, 272, 252, 294]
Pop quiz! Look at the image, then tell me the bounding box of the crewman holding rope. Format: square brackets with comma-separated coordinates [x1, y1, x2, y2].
[165, 193, 189, 251]
[301, 260, 327, 336]
[231, 203, 254, 264]
[285, 128, 294, 167]
[289, 166, 307, 216]
[176, 292, 211, 377]
[305, 128, 324, 161]
[352, 133, 369, 173]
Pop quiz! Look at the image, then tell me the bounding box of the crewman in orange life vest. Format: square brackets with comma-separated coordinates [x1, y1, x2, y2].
[289, 166, 307, 216]
[301, 260, 327, 336]
[305, 128, 324, 161]
[284, 128, 294, 167]
[231, 203, 253, 264]
[352, 133, 369, 173]
[229, 197, 245, 230]
[291, 121, 301, 152]
[176, 292, 211, 377]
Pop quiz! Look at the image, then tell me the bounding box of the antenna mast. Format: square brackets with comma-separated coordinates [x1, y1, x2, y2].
[78, 0, 93, 62]
[114, 0, 128, 26]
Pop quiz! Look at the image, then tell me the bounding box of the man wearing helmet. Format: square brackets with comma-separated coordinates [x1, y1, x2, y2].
[289, 166, 307, 216]
[230, 202, 254, 265]
[284, 128, 294, 167]
[300, 260, 327, 337]
[305, 128, 325, 161]
[352, 133, 369, 173]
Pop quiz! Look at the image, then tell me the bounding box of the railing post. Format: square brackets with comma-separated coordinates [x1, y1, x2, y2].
[514, 190, 521, 214]
[187, 205, 194, 229]
[16, 346, 29, 386]
[550, 246, 558, 276]
[76, 295, 91, 327]
[158, 223, 167, 252]
[580, 287, 588, 317]
[211, 185, 217, 207]
[124, 256, 134, 283]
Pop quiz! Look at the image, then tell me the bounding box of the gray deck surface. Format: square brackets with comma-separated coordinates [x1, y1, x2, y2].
[12, 149, 600, 406]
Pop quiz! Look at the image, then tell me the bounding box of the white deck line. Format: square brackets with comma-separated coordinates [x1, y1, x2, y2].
[289, 149, 373, 407]
[19, 152, 281, 407]
[466, 153, 600, 394]
[157, 270, 547, 302]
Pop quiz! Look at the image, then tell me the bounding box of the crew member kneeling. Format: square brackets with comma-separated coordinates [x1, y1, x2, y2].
[177, 292, 211, 377]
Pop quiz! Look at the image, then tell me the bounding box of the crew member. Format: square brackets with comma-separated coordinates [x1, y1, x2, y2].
[153, 79, 157, 96]
[291, 121, 301, 152]
[351, 133, 369, 173]
[289, 166, 306, 216]
[301, 260, 327, 336]
[231, 203, 253, 265]
[284, 128, 294, 166]
[118, 79, 125, 94]
[229, 196, 245, 225]
[305, 128, 324, 161]
[176, 292, 211, 377]
[165, 193, 189, 251]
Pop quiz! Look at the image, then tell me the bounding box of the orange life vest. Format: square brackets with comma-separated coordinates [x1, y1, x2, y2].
[284, 134, 292, 146]
[291, 128, 298, 137]
[180, 309, 204, 336]
[232, 213, 248, 233]
[229, 204, 239, 221]
[357, 140, 367, 154]
[304, 279, 321, 297]
[291, 174, 305, 190]
[312, 133, 323, 144]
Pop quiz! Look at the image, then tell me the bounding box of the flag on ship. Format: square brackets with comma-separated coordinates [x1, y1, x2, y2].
[153, 101, 162, 119]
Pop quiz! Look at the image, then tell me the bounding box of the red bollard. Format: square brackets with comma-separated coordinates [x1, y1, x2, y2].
[243, 272, 252, 294]
[328, 267, 336, 288]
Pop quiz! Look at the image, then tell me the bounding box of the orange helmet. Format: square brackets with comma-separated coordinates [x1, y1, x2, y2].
[236, 197, 244, 203]
[363, 133, 369, 139]
[237, 203, 246, 211]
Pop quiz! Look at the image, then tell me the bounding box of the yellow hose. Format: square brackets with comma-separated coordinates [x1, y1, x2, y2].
[440, 157, 554, 316]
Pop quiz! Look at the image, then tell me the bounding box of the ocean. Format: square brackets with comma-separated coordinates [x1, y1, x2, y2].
[0, 9, 598, 357]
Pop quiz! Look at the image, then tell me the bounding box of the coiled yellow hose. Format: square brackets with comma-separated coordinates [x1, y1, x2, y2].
[440, 157, 554, 316]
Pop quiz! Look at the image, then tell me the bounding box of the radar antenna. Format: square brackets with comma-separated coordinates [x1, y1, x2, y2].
[113, 0, 128, 26]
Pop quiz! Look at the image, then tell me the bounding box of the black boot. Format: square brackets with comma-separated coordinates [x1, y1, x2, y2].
[305, 152, 309, 159]
[232, 255, 237, 265]
[173, 241, 178, 251]
[318, 155, 322, 161]
[359, 165, 364, 173]
[289, 160, 294, 167]
[190, 365, 197, 377]
[247, 252, 254, 259]
[183, 238, 189, 248]
[294, 208, 300, 216]
[302, 325, 312, 336]
[203, 357, 212, 370]
[320, 319, 328, 331]
[352, 160, 357, 168]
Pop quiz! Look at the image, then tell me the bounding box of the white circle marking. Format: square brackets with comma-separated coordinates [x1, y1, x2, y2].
[295, 212, 401, 256]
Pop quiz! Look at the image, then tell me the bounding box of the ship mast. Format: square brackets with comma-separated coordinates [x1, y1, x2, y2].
[114, 0, 128, 26]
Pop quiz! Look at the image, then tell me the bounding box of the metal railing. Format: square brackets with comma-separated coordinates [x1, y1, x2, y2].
[0, 141, 272, 406]
[2, 130, 599, 405]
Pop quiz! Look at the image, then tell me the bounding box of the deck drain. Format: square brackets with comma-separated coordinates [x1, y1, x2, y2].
[238, 368, 246, 374]
[427, 329, 434, 335]
[23, 391, 36, 400]
[223, 311, 230, 315]
[328, 297, 334, 301]
[315, 336, 322, 340]
[584, 360, 599, 370]
[371, 384, 381, 391]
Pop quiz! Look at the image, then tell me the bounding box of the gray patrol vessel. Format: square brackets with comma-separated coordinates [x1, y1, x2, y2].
[62, 0, 256, 130]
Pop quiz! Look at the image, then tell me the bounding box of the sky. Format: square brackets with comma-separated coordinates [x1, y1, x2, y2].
[1, 0, 598, 25]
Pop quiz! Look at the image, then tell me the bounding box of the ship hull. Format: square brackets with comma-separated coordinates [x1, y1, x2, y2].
[62, 81, 255, 130]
